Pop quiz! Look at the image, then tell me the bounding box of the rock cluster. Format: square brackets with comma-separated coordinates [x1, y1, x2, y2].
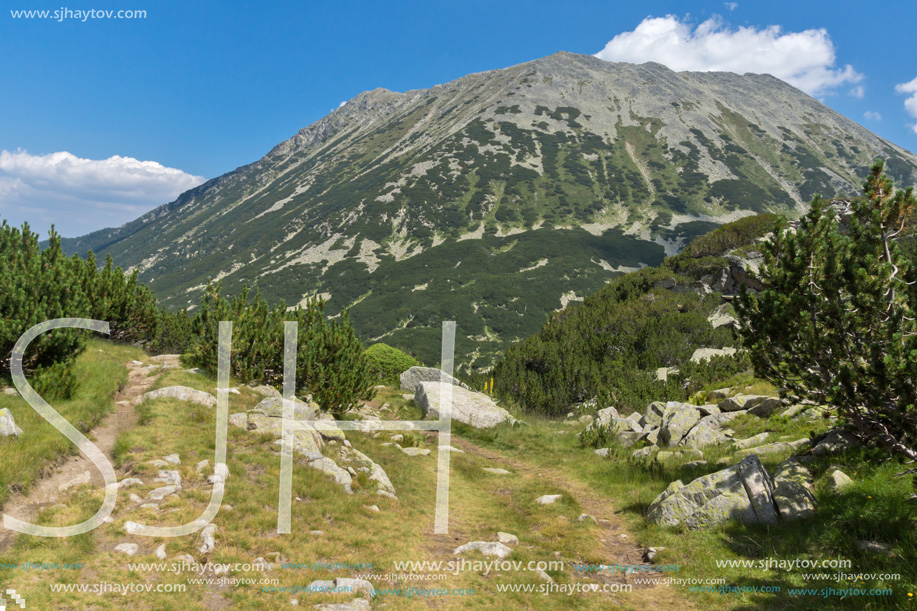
[646, 455, 816, 529]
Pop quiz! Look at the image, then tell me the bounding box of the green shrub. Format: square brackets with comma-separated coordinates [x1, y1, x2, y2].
[0, 222, 89, 375]
[186, 283, 376, 418]
[363, 343, 419, 384]
[31, 359, 80, 401]
[149, 307, 195, 355]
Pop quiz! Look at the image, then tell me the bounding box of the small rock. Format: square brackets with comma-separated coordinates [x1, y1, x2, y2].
[58, 470, 91, 492]
[401, 447, 430, 456]
[199, 524, 217, 553]
[163, 454, 181, 465]
[114, 543, 139, 556]
[149, 485, 177, 500]
[0, 408, 23, 437]
[196, 459, 209, 473]
[367, 505, 380, 513]
[497, 532, 519, 545]
[155, 544, 167, 560]
[453, 541, 513, 559]
[483, 468, 510, 475]
[155, 470, 182, 490]
[535, 568, 555, 583]
[825, 469, 854, 491]
[208, 463, 230, 486]
[594, 448, 610, 457]
[856, 540, 892, 555]
[577, 514, 597, 524]
[535, 494, 562, 505]
[118, 478, 144, 488]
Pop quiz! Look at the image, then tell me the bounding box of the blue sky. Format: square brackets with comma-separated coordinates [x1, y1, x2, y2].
[2, 0, 916, 236]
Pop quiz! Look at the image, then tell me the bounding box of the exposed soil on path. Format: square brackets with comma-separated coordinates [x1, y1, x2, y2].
[0, 355, 177, 552]
[438, 436, 696, 610]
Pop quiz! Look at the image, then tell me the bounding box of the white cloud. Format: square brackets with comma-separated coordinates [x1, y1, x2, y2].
[594, 15, 863, 96]
[849, 85, 865, 99]
[863, 111, 882, 121]
[896, 76, 917, 118]
[0, 150, 205, 237]
[724, 2, 738, 11]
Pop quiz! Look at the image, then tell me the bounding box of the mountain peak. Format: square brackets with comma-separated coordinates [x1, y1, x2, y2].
[62, 52, 917, 370]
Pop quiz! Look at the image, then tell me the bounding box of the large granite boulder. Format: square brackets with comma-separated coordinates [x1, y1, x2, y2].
[681, 420, 729, 449]
[0, 408, 22, 437]
[647, 455, 778, 529]
[659, 404, 701, 447]
[400, 367, 468, 393]
[771, 459, 816, 520]
[640, 402, 667, 428]
[718, 394, 779, 414]
[143, 386, 216, 408]
[415, 382, 513, 429]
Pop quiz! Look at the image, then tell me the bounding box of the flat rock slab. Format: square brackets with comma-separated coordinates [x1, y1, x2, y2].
[535, 494, 562, 505]
[143, 386, 216, 408]
[453, 541, 513, 558]
[415, 382, 513, 429]
[400, 447, 431, 456]
[483, 468, 511, 475]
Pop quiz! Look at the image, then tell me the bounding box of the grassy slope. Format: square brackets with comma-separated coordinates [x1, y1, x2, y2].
[2, 343, 914, 609]
[0, 339, 145, 506]
[0, 346, 674, 610]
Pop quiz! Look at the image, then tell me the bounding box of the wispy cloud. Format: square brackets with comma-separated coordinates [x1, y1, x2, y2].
[0, 150, 205, 237]
[863, 111, 882, 121]
[895, 76, 917, 134]
[594, 15, 862, 96]
[849, 85, 865, 99]
[724, 2, 738, 11]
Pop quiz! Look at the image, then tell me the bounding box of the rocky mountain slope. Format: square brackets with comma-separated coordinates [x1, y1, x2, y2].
[61, 52, 917, 370]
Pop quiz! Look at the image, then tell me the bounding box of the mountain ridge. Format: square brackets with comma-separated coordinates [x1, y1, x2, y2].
[59, 51, 917, 370]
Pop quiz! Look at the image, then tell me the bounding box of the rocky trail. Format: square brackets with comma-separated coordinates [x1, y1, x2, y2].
[441, 436, 694, 609]
[0, 355, 174, 552]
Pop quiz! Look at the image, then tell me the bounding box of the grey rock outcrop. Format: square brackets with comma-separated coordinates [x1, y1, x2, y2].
[400, 367, 468, 393]
[647, 455, 778, 529]
[415, 382, 513, 428]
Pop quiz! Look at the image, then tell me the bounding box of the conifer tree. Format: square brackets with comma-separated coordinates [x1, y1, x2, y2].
[737, 161, 917, 461]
